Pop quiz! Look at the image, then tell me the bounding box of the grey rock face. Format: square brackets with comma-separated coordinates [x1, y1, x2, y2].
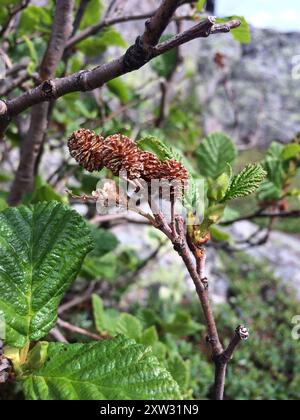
[229, 221, 300, 298]
[196, 28, 300, 147]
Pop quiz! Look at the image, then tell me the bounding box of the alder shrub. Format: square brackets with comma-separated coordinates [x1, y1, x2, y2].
[0, 130, 299, 400]
[0, 0, 300, 402]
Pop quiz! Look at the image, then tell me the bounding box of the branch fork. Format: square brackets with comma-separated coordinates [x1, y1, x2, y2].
[143, 202, 248, 400]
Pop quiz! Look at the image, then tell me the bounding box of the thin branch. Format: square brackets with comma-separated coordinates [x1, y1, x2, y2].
[0, 0, 31, 38]
[5, 59, 29, 77]
[112, 239, 166, 291]
[0, 72, 30, 96]
[71, 0, 91, 36]
[57, 318, 103, 341]
[89, 213, 150, 225]
[58, 281, 97, 315]
[66, 12, 155, 49]
[155, 20, 183, 128]
[221, 210, 300, 226]
[50, 327, 69, 343]
[104, 0, 119, 19]
[153, 18, 240, 55]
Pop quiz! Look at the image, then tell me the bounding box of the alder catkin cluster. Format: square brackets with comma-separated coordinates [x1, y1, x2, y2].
[68, 129, 189, 183]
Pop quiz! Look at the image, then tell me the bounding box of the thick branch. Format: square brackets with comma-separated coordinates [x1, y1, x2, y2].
[0, 16, 240, 136]
[8, 0, 74, 206]
[39, 1, 74, 80]
[141, 0, 181, 47]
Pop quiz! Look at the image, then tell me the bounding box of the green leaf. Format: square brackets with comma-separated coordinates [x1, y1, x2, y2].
[210, 225, 231, 242]
[0, 198, 8, 212]
[22, 337, 182, 400]
[0, 171, 13, 182]
[93, 295, 143, 340]
[79, 0, 103, 29]
[267, 141, 284, 159]
[1, 0, 20, 4]
[92, 295, 120, 336]
[137, 136, 202, 212]
[77, 27, 127, 56]
[81, 253, 118, 280]
[205, 204, 225, 224]
[22, 35, 38, 64]
[139, 326, 159, 347]
[0, 202, 93, 348]
[208, 170, 231, 202]
[183, 175, 205, 213]
[90, 226, 119, 258]
[221, 206, 240, 222]
[80, 173, 100, 194]
[116, 314, 143, 341]
[263, 157, 285, 188]
[137, 136, 195, 175]
[256, 181, 282, 201]
[196, 132, 237, 179]
[218, 16, 251, 44]
[151, 35, 178, 79]
[19, 5, 52, 34]
[166, 354, 190, 393]
[25, 342, 49, 371]
[163, 310, 202, 336]
[281, 144, 300, 161]
[74, 99, 97, 119]
[107, 78, 131, 104]
[223, 164, 267, 201]
[31, 177, 67, 204]
[137, 135, 174, 161]
[196, 0, 206, 12]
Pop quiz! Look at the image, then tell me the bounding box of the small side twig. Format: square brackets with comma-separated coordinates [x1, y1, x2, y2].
[221, 210, 300, 226]
[213, 326, 249, 400]
[57, 318, 103, 341]
[50, 327, 69, 343]
[58, 281, 97, 315]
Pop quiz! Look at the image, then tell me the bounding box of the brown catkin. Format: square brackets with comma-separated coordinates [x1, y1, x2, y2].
[68, 129, 189, 184]
[68, 129, 104, 172]
[101, 134, 143, 179]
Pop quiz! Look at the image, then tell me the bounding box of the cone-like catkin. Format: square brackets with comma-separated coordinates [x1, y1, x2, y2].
[101, 134, 144, 179]
[159, 159, 189, 181]
[68, 129, 189, 184]
[68, 129, 104, 172]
